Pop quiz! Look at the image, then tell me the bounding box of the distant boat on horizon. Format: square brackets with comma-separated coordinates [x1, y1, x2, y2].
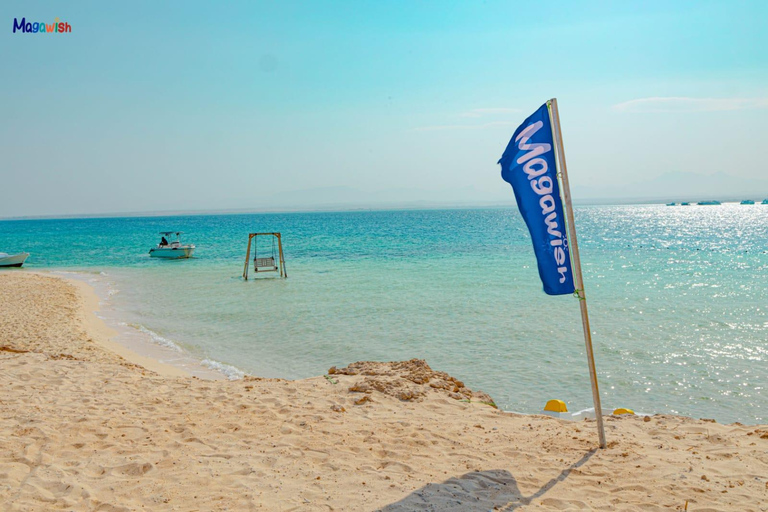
[666, 202, 676, 206]
[740, 200, 755, 205]
[762, 199, 768, 205]
[698, 200, 721, 205]
[681, 202, 691, 206]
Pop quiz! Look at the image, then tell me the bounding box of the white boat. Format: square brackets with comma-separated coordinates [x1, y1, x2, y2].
[0, 252, 30, 268]
[149, 232, 195, 259]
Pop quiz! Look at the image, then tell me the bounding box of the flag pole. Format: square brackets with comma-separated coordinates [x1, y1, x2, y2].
[548, 98, 606, 449]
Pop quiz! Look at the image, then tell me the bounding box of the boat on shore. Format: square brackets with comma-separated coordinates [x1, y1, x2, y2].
[149, 232, 195, 259]
[0, 252, 30, 268]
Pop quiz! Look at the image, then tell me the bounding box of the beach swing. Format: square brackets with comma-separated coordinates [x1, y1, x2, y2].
[254, 235, 278, 272]
[243, 232, 287, 279]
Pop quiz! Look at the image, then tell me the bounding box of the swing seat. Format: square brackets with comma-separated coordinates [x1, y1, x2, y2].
[254, 256, 277, 272]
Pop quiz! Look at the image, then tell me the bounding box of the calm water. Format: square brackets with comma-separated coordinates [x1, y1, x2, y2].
[1, 205, 766, 423]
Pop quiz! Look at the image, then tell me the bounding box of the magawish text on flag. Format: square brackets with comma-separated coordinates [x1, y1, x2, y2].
[515, 121, 569, 281]
[498, 103, 575, 295]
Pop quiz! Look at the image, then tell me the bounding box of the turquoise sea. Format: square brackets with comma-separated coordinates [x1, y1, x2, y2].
[1, 205, 766, 424]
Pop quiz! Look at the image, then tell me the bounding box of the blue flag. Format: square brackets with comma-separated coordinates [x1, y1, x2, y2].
[499, 103, 575, 296]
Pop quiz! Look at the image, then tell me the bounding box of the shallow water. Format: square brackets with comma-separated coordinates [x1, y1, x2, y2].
[2, 205, 766, 423]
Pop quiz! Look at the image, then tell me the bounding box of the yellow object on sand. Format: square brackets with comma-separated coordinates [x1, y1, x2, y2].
[613, 408, 635, 415]
[544, 399, 568, 413]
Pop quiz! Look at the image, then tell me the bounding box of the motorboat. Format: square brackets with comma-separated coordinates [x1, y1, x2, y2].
[697, 200, 721, 205]
[762, 199, 768, 205]
[0, 252, 29, 268]
[149, 232, 195, 259]
[740, 200, 755, 205]
[666, 202, 676, 206]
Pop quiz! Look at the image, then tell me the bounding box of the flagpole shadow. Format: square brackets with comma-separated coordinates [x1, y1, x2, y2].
[376, 449, 596, 512]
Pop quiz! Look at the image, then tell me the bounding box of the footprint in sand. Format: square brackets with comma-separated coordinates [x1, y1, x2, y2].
[112, 461, 154, 477]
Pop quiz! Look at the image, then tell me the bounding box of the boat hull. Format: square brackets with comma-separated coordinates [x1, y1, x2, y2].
[0, 252, 30, 268]
[149, 247, 195, 259]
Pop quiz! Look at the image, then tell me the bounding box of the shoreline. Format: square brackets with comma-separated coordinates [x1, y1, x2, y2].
[61, 273, 193, 379]
[18, 271, 644, 421]
[44, 269, 233, 380]
[7, 268, 763, 424]
[7, 268, 762, 423]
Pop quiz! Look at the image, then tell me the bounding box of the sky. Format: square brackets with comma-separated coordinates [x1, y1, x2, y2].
[1, 0, 767, 217]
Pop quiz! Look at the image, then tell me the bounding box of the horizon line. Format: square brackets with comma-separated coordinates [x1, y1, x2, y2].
[2, 196, 764, 222]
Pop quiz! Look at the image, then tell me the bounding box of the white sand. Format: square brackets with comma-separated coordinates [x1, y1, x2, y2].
[1, 272, 766, 511]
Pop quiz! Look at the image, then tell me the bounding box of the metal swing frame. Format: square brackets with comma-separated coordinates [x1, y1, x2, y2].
[243, 232, 287, 279]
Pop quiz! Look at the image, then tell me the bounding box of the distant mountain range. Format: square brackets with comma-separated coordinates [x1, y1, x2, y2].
[255, 172, 768, 210]
[572, 171, 768, 204]
[6, 172, 766, 220]
[245, 185, 513, 211]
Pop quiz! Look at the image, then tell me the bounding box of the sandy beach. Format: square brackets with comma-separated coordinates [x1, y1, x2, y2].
[0, 272, 766, 511]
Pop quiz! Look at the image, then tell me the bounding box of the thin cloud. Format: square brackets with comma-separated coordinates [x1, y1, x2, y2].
[460, 108, 521, 118]
[613, 97, 768, 113]
[413, 121, 516, 132]
[413, 107, 521, 131]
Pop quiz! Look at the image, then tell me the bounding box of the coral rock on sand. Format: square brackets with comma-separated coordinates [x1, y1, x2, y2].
[329, 359, 496, 405]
